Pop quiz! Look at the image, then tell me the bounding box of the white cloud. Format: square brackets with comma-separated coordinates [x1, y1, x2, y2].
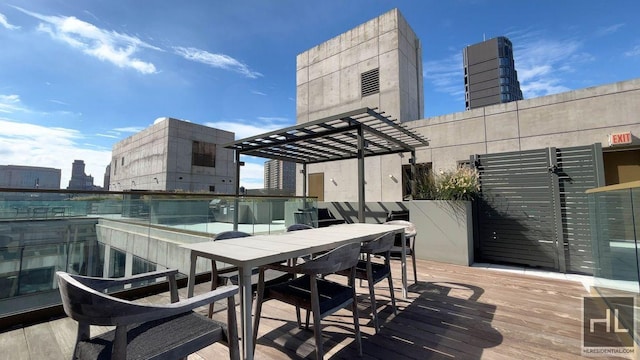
[113, 126, 145, 133]
[0, 94, 26, 113]
[13, 6, 159, 74]
[0, 119, 111, 187]
[423, 53, 464, 99]
[173, 46, 262, 79]
[251, 90, 267, 96]
[0, 12, 20, 30]
[596, 23, 625, 36]
[512, 36, 589, 98]
[238, 160, 264, 189]
[625, 45, 640, 57]
[204, 118, 290, 140]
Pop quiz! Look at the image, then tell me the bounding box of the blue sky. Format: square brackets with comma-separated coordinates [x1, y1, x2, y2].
[1, 1, 639, 189]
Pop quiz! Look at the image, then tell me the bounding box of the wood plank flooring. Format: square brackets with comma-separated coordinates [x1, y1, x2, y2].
[1, 259, 632, 359]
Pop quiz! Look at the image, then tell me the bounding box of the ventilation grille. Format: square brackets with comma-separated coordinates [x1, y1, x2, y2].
[361, 68, 379, 97]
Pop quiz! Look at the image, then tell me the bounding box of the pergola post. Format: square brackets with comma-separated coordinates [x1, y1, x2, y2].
[357, 126, 365, 223]
[301, 163, 307, 207]
[410, 151, 417, 199]
[233, 150, 241, 231]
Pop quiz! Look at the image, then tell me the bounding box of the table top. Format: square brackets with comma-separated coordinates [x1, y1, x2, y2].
[181, 223, 406, 268]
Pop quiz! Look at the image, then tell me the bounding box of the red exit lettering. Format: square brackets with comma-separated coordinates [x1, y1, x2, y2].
[610, 132, 632, 145]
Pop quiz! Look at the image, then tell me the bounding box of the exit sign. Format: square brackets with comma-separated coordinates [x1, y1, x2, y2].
[609, 132, 632, 146]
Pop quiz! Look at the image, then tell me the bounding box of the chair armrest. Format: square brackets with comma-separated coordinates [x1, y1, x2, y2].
[71, 269, 179, 291]
[99, 285, 240, 326]
[161, 285, 239, 312]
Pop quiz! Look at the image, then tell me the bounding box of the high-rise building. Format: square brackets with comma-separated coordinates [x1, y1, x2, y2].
[463, 36, 523, 110]
[264, 159, 295, 194]
[67, 160, 96, 190]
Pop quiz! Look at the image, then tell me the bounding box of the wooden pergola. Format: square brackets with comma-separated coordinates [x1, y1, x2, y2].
[223, 107, 429, 225]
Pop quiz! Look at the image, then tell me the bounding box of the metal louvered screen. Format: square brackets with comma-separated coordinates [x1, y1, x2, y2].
[475, 144, 603, 274]
[556, 144, 604, 274]
[361, 68, 379, 97]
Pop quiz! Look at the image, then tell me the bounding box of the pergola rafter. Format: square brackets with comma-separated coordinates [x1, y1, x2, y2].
[223, 107, 429, 225]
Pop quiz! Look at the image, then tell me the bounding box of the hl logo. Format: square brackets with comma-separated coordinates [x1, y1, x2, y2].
[589, 308, 628, 333]
[582, 296, 635, 356]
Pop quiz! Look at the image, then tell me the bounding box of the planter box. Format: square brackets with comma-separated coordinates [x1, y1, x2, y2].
[321, 200, 474, 266]
[409, 200, 473, 266]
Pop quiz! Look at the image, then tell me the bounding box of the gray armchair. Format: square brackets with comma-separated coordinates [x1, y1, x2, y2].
[57, 269, 239, 360]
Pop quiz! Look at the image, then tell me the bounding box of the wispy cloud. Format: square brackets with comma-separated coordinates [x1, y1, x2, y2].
[596, 23, 625, 36]
[625, 45, 640, 57]
[95, 133, 119, 139]
[113, 126, 145, 133]
[251, 90, 267, 96]
[0, 94, 26, 113]
[12, 6, 159, 74]
[423, 52, 464, 100]
[511, 32, 592, 98]
[0, 12, 20, 30]
[48, 99, 69, 106]
[0, 119, 111, 187]
[204, 117, 289, 140]
[173, 46, 262, 79]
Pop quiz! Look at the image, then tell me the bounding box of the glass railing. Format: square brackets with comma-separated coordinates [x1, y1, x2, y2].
[587, 181, 640, 294]
[0, 188, 316, 318]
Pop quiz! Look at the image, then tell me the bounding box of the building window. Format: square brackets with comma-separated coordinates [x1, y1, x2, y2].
[192, 141, 216, 167]
[121, 157, 124, 166]
[361, 68, 380, 97]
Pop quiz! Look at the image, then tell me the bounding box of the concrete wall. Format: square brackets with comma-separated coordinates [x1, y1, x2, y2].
[96, 219, 222, 277]
[322, 200, 474, 266]
[110, 117, 236, 193]
[296, 8, 423, 124]
[410, 78, 640, 173]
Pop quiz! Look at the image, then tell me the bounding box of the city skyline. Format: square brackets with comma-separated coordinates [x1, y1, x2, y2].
[0, 1, 639, 188]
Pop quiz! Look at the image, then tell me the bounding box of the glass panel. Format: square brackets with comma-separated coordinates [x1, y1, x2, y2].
[0, 189, 313, 317]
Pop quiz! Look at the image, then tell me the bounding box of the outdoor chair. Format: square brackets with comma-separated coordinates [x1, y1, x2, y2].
[56, 269, 240, 360]
[286, 223, 316, 265]
[384, 220, 418, 284]
[209, 230, 292, 317]
[252, 242, 363, 360]
[335, 231, 397, 333]
[286, 223, 314, 232]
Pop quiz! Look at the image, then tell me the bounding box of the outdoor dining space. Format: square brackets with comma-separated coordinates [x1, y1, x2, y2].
[4, 250, 598, 359]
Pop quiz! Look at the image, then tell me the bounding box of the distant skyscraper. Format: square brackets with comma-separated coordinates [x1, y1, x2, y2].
[67, 160, 95, 190]
[264, 159, 295, 194]
[463, 36, 523, 110]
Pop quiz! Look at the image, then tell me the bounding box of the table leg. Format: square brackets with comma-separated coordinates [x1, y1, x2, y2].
[187, 252, 197, 298]
[401, 232, 407, 299]
[239, 267, 254, 360]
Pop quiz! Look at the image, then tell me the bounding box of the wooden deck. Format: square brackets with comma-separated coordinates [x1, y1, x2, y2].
[1, 259, 630, 359]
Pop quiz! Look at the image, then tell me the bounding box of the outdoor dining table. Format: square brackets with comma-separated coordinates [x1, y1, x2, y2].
[182, 222, 408, 360]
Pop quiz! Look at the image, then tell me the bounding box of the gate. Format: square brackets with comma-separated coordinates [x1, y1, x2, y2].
[474, 144, 604, 274]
